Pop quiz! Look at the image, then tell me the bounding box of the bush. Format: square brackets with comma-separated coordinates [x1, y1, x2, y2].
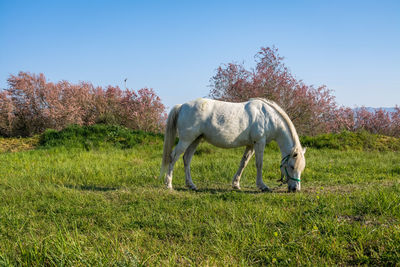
[0, 72, 166, 137]
[300, 131, 400, 151]
[3, 125, 399, 152]
[209, 46, 338, 135]
[209, 46, 400, 137]
[39, 124, 163, 150]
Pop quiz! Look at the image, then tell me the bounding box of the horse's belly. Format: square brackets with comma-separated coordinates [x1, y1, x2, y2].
[202, 126, 251, 148]
[204, 138, 249, 148]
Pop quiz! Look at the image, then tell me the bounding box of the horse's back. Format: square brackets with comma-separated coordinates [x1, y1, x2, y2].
[177, 98, 272, 148]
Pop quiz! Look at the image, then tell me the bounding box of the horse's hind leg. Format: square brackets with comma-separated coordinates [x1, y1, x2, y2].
[183, 136, 202, 190]
[232, 145, 254, 190]
[165, 140, 191, 189]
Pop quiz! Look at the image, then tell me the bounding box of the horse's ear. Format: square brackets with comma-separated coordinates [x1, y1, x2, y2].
[302, 147, 307, 154]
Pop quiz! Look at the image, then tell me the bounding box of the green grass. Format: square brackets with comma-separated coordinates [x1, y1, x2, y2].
[0, 129, 400, 265]
[39, 124, 163, 150]
[37, 124, 400, 152]
[300, 130, 400, 151]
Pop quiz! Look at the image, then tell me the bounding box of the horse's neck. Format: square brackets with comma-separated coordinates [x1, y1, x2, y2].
[260, 100, 299, 156]
[275, 123, 297, 157]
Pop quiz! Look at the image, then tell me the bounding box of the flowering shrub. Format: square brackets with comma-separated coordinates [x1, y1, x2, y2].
[0, 72, 166, 136]
[209, 46, 400, 137]
[209, 47, 337, 135]
[346, 107, 399, 137]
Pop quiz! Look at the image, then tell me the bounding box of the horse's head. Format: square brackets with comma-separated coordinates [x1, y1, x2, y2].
[280, 146, 306, 192]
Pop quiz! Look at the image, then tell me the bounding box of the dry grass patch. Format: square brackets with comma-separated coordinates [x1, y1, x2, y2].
[0, 136, 39, 153]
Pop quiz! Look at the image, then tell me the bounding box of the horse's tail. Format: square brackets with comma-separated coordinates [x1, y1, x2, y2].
[160, 104, 182, 179]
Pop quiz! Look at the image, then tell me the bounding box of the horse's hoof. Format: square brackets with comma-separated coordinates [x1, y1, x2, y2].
[187, 184, 198, 191]
[166, 185, 173, 190]
[261, 187, 272, 192]
[232, 184, 241, 190]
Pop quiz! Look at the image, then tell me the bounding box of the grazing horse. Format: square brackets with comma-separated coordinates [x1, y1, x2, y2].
[160, 98, 306, 192]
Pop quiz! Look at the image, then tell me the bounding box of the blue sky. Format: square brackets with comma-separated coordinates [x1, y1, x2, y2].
[1, 0, 399, 109]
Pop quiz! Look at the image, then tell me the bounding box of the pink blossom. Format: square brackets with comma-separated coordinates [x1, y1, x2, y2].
[209, 46, 399, 137]
[0, 72, 166, 136]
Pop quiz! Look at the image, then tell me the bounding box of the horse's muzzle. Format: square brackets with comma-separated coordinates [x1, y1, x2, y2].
[288, 185, 299, 192]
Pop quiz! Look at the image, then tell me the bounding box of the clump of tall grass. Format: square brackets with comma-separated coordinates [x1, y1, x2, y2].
[39, 124, 163, 150]
[300, 130, 400, 151]
[1, 125, 392, 152]
[39, 125, 400, 151]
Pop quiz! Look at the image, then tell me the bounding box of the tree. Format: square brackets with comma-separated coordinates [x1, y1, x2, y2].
[0, 72, 166, 136]
[209, 46, 338, 135]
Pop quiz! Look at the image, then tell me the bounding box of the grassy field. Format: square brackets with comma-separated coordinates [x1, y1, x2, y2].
[0, 127, 400, 265]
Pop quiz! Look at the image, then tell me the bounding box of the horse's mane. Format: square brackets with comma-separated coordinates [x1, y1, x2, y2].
[250, 98, 301, 148]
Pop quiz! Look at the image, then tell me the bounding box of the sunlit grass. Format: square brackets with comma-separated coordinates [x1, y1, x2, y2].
[0, 136, 39, 153]
[0, 140, 399, 265]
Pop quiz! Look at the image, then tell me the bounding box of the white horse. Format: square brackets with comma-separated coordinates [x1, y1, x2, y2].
[160, 98, 306, 192]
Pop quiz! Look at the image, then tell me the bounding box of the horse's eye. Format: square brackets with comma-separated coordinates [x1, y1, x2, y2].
[290, 165, 294, 170]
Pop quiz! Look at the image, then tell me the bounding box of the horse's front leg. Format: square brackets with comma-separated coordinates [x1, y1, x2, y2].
[254, 140, 271, 192]
[183, 137, 202, 190]
[232, 145, 254, 190]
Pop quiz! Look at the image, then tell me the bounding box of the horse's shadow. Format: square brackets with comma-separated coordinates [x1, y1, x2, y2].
[174, 186, 289, 194]
[64, 184, 119, 192]
[62, 184, 290, 194]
